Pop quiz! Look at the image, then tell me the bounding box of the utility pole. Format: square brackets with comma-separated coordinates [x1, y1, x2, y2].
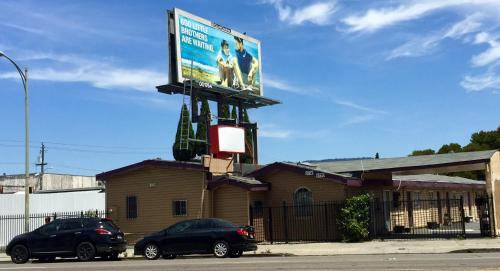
[36, 143, 47, 191]
[36, 143, 47, 174]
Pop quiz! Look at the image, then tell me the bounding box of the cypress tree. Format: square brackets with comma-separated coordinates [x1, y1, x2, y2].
[195, 98, 211, 156]
[172, 104, 195, 161]
[219, 102, 230, 123]
[231, 105, 238, 122]
[240, 108, 254, 164]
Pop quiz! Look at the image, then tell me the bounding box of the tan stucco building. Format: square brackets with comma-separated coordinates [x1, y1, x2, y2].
[97, 150, 498, 243]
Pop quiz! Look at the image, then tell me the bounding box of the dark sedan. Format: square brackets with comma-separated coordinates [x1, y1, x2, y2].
[6, 217, 126, 264]
[134, 218, 257, 259]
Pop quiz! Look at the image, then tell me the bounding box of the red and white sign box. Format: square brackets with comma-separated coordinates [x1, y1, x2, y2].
[210, 125, 245, 158]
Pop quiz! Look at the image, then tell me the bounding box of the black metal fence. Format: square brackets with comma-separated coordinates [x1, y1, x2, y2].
[0, 210, 106, 251]
[249, 198, 495, 243]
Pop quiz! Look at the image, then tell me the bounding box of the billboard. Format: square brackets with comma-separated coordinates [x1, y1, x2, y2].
[171, 8, 263, 96]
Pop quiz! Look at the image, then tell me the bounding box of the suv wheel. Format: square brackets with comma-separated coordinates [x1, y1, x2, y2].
[144, 243, 160, 260]
[213, 241, 230, 258]
[76, 242, 96, 261]
[229, 250, 243, 258]
[11, 244, 29, 264]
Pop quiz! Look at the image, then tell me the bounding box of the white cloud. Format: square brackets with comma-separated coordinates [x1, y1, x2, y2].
[387, 14, 482, 60]
[471, 32, 500, 67]
[0, 52, 165, 92]
[334, 100, 386, 114]
[267, 0, 337, 25]
[341, 114, 376, 126]
[265, 74, 321, 95]
[461, 71, 500, 91]
[342, 0, 499, 33]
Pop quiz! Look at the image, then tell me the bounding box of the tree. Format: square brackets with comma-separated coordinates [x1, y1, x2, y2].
[410, 149, 435, 156]
[438, 143, 462, 154]
[218, 102, 230, 123]
[231, 105, 238, 122]
[375, 153, 380, 159]
[172, 104, 195, 161]
[240, 109, 254, 164]
[195, 98, 211, 156]
[338, 193, 371, 242]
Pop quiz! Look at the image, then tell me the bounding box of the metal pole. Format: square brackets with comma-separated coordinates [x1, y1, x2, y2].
[0, 52, 30, 232]
[24, 68, 30, 233]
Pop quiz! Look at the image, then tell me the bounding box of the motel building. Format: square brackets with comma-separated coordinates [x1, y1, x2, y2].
[96, 149, 500, 243]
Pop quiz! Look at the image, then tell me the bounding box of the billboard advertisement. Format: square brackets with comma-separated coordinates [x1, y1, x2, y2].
[172, 8, 263, 96]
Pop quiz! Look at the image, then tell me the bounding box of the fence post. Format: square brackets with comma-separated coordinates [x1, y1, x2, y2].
[249, 205, 254, 227]
[489, 197, 496, 237]
[268, 207, 273, 244]
[460, 197, 466, 238]
[282, 202, 288, 244]
[324, 203, 329, 241]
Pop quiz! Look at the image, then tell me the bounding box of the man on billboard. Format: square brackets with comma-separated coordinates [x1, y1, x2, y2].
[234, 36, 259, 91]
[216, 39, 235, 88]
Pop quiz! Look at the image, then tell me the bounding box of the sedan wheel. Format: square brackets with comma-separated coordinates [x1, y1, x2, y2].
[11, 244, 29, 264]
[76, 242, 96, 261]
[213, 241, 230, 258]
[144, 243, 160, 260]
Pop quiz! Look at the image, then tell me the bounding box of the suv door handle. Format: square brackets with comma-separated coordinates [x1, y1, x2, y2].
[50, 235, 56, 238]
[74, 232, 82, 235]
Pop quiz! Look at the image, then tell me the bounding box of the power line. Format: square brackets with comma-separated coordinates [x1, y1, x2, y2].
[0, 139, 164, 151]
[0, 142, 163, 155]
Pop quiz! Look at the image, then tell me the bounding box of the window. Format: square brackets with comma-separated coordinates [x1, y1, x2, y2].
[392, 192, 401, 208]
[173, 200, 187, 216]
[126, 196, 137, 219]
[59, 219, 82, 231]
[294, 187, 313, 217]
[413, 192, 421, 208]
[167, 220, 195, 234]
[429, 191, 437, 208]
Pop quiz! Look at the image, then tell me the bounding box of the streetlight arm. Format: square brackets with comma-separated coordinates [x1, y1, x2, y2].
[0, 52, 27, 88]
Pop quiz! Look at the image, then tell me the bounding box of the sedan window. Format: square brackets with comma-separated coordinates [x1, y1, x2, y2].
[167, 220, 195, 234]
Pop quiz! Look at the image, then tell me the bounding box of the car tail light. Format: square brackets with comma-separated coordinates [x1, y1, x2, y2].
[95, 228, 112, 235]
[236, 228, 249, 236]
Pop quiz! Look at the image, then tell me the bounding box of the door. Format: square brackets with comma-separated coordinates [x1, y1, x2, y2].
[30, 220, 60, 255]
[162, 220, 198, 254]
[56, 219, 83, 253]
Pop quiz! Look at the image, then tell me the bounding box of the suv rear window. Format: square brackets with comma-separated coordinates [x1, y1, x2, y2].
[99, 220, 119, 231]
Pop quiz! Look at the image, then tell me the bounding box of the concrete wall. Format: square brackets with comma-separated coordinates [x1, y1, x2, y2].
[0, 173, 100, 193]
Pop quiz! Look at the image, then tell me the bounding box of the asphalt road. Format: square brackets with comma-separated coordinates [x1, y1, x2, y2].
[1, 253, 500, 271]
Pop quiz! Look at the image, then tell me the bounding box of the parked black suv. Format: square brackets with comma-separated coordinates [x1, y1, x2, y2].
[134, 218, 257, 259]
[6, 217, 126, 264]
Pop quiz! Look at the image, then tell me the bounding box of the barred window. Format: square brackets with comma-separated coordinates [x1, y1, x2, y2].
[294, 188, 313, 217]
[173, 200, 187, 216]
[126, 196, 137, 219]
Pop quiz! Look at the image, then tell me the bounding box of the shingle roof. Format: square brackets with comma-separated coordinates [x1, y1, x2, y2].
[393, 174, 485, 185]
[313, 150, 497, 173]
[208, 175, 269, 191]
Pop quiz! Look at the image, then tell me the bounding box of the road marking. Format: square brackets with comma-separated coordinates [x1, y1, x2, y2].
[0, 267, 46, 270]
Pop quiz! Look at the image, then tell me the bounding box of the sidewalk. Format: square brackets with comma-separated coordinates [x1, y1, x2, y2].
[1, 239, 500, 262]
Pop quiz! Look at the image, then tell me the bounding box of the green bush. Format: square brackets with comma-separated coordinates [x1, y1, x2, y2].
[338, 193, 371, 242]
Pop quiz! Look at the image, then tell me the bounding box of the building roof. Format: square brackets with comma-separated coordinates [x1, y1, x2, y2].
[313, 150, 498, 174]
[208, 175, 269, 191]
[247, 162, 362, 187]
[392, 174, 485, 190]
[96, 159, 203, 180]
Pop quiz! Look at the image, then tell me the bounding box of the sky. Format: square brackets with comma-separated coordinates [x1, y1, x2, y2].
[0, 0, 499, 176]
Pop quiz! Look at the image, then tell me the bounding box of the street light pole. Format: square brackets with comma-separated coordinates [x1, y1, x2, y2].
[0, 51, 30, 233]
